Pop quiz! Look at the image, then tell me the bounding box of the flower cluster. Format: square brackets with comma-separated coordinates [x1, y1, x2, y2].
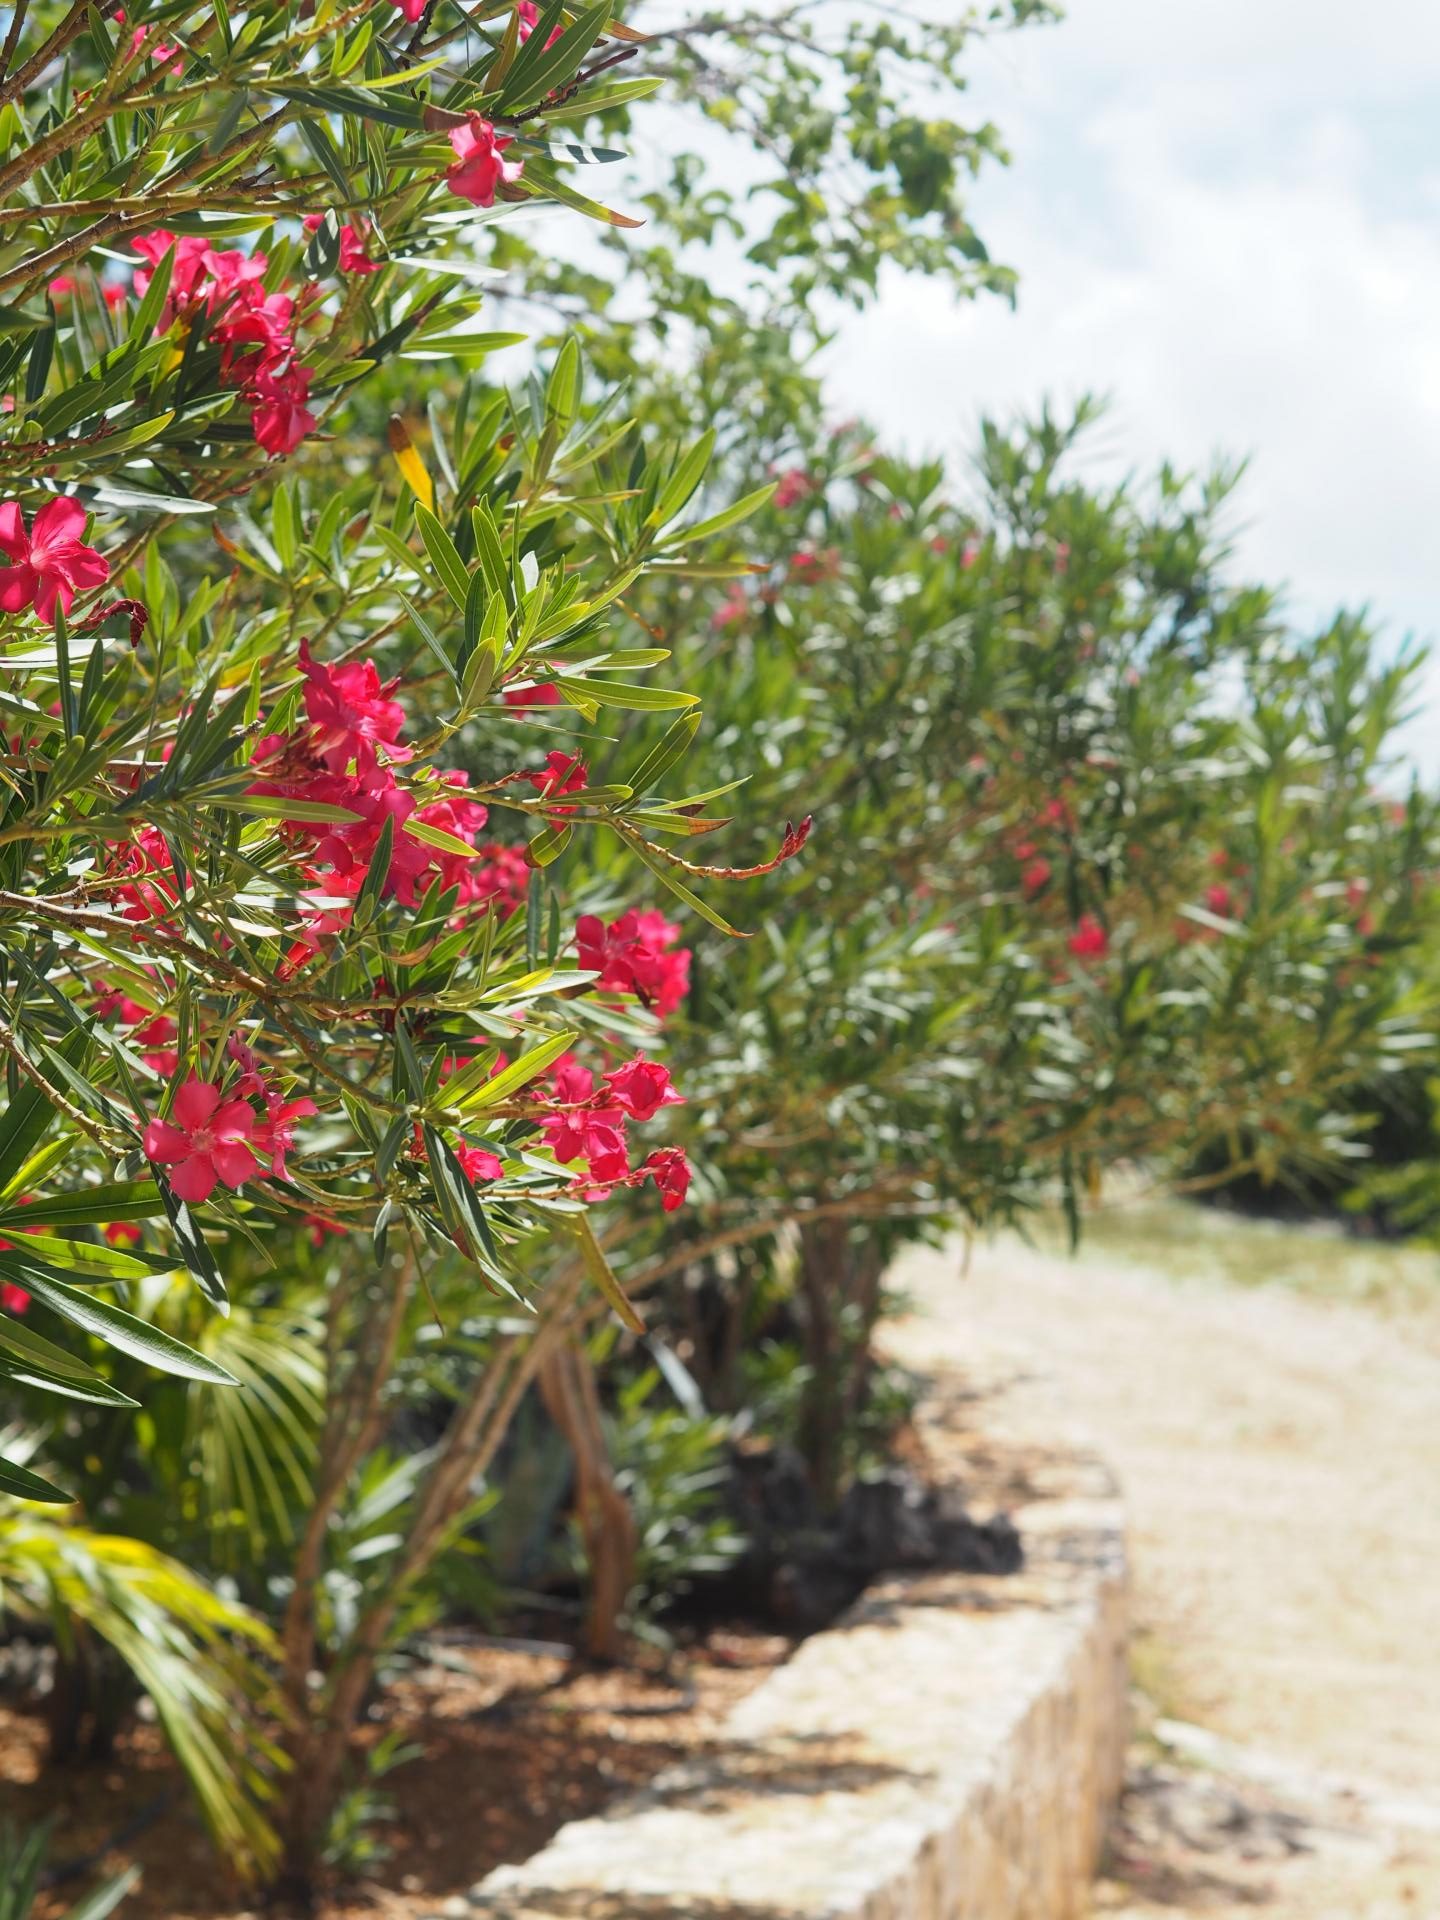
[132, 231, 317, 457]
[577, 909, 692, 1017]
[249, 641, 515, 949]
[533, 1053, 690, 1209]
[90, 627, 697, 1221]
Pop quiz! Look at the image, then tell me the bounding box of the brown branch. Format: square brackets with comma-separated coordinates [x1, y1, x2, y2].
[0, 0, 87, 111]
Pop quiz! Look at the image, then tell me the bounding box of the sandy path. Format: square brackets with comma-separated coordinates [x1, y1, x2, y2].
[887, 1216, 1440, 1917]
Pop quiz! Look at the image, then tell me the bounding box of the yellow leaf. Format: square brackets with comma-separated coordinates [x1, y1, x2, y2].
[387, 415, 434, 513]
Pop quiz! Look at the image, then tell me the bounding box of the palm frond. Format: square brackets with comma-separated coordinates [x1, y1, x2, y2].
[0, 1507, 284, 1879]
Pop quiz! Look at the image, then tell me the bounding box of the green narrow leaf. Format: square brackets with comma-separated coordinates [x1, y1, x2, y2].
[355, 813, 395, 924]
[624, 709, 701, 796]
[662, 481, 777, 549]
[650, 429, 716, 527]
[574, 1211, 644, 1333]
[621, 832, 749, 937]
[551, 675, 697, 712]
[53, 599, 75, 740]
[127, 238, 175, 346]
[545, 336, 581, 428]
[0, 1255, 239, 1383]
[415, 502, 472, 610]
[0, 1451, 70, 1502]
[0, 1312, 141, 1405]
[0, 1028, 89, 1192]
[158, 1179, 229, 1311]
[445, 1029, 576, 1115]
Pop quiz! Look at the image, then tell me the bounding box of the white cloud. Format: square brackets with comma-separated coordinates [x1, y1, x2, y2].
[819, 0, 1440, 771]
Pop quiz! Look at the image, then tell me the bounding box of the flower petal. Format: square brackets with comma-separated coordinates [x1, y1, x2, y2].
[0, 565, 36, 612]
[210, 1099, 256, 1141]
[32, 576, 63, 625]
[31, 495, 87, 547]
[212, 1141, 258, 1189]
[173, 1078, 221, 1130]
[143, 1119, 191, 1162]
[168, 1154, 217, 1203]
[0, 503, 27, 564]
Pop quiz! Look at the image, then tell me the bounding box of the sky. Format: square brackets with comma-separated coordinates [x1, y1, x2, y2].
[819, 0, 1440, 771]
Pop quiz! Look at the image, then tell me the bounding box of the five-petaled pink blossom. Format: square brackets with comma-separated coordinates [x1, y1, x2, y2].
[1021, 858, 1051, 899]
[603, 1057, 683, 1122]
[0, 498, 110, 625]
[446, 116, 524, 207]
[249, 363, 316, 458]
[298, 637, 410, 772]
[143, 1079, 261, 1204]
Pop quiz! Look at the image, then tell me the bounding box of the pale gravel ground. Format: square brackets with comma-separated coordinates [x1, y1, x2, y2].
[887, 1210, 1440, 1919]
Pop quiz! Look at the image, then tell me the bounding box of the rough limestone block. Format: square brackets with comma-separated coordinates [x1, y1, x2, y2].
[447, 1365, 1129, 1920]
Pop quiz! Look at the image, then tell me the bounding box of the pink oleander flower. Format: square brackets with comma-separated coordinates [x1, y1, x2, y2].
[711, 591, 748, 631]
[108, 824, 179, 922]
[515, 1, 564, 47]
[789, 547, 841, 583]
[460, 842, 533, 918]
[0, 1282, 29, 1314]
[131, 231, 215, 320]
[306, 1213, 348, 1247]
[131, 25, 183, 72]
[105, 1222, 142, 1247]
[644, 1147, 691, 1212]
[48, 275, 75, 303]
[303, 213, 382, 276]
[0, 498, 110, 624]
[391, 0, 426, 18]
[256, 1092, 316, 1181]
[1067, 914, 1108, 961]
[455, 1142, 504, 1184]
[771, 467, 814, 511]
[603, 1057, 683, 1122]
[1021, 857, 1052, 900]
[1205, 883, 1233, 916]
[576, 909, 691, 1018]
[298, 638, 410, 773]
[143, 1078, 261, 1203]
[446, 115, 524, 208]
[249, 362, 316, 457]
[549, 1054, 595, 1105]
[213, 287, 296, 379]
[527, 751, 587, 815]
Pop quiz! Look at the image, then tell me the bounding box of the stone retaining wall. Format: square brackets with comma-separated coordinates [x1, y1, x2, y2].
[442, 1352, 1129, 1920]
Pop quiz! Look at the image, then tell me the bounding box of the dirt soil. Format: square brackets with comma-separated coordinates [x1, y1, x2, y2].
[887, 1206, 1440, 1919]
[3, 1625, 793, 1920]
